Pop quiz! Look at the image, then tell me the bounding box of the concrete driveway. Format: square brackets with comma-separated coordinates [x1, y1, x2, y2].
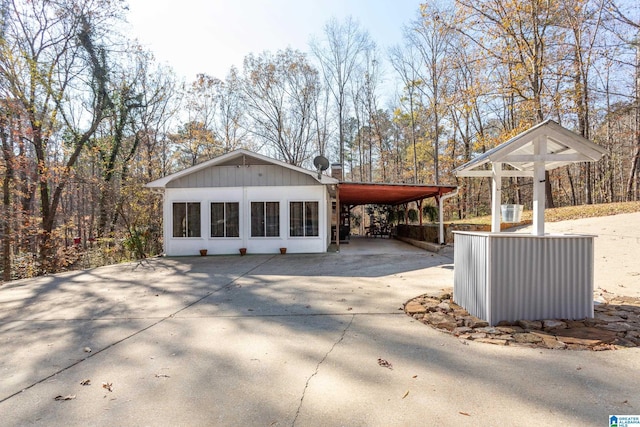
[1, 234, 638, 426]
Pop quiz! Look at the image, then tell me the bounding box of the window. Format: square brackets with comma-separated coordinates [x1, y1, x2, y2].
[290, 201, 319, 237]
[251, 202, 279, 237]
[172, 202, 201, 237]
[211, 202, 239, 238]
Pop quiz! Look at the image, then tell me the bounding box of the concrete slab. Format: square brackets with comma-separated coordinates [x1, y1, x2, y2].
[294, 315, 639, 426]
[337, 235, 428, 255]
[0, 216, 638, 426]
[514, 212, 640, 297]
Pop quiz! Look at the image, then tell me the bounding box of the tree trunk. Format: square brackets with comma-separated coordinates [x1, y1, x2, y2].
[627, 38, 640, 201]
[1, 116, 13, 282]
[566, 166, 577, 205]
[545, 171, 555, 208]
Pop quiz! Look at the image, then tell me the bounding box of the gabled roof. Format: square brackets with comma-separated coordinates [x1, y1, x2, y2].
[454, 120, 607, 177]
[146, 149, 339, 188]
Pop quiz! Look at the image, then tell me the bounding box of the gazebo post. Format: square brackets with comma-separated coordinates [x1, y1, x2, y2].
[491, 162, 502, 233]
[532, 136, 546, 236]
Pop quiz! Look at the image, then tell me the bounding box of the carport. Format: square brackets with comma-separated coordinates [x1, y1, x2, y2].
[333, 182, 457, 251]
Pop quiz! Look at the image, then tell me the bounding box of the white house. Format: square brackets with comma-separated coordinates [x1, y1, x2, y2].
[146, 149, 339, 256]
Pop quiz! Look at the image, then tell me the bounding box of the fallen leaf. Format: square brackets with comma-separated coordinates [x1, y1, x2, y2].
[459, 412, 471, 416]
[402, 390, 410, 399]
[102, 382, 113, 392]
[54, 395, 76, 401]
[155, 374, 170, 378]
[80, 379, 91, 386]
[412, 375, 418, 379]
[576, 367, 582, 370]
[377, 358, 393, 370]
[347, 307, 353, 311]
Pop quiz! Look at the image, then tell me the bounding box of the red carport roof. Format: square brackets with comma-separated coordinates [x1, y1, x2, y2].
[338, 182, 457, 206]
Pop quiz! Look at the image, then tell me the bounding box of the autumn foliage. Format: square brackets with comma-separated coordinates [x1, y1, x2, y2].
[1, 0, 639, 281]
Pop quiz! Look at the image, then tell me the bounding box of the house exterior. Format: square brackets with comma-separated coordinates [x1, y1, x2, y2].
[146, 149, 338, 256]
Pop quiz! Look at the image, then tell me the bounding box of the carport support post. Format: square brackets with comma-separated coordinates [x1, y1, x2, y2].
[336, 185, 340, 252]
[438, 188, 458, 245]
[491, 162, 502, 233]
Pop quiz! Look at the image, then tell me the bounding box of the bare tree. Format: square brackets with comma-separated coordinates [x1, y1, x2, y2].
[241, 48, 320, 166]
[310, 16, 374, 167]
[455, 0, 562, 207]
[608, 0, 640, 201]
[407, 2, 456, 184]
[389, 43, 422, 183]
[212, 68, 249, 153]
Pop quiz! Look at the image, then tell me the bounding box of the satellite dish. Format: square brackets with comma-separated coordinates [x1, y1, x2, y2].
[313, 155, 330, 179]
[313, 155, 330, 171]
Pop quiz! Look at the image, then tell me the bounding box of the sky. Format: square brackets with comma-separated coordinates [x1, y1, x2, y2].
[125, 0, 423, 84]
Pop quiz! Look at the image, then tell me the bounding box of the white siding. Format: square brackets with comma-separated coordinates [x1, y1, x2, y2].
[163, 186, 330, 256]
[167, 165, 319, 188]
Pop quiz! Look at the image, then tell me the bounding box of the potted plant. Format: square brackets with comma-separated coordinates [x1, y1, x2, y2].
[199, 249, 208, 256]
[279, 247, 287, 254]
[239, 248, 247, 256]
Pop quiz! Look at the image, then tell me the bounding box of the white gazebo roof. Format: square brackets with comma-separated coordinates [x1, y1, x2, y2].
[454, 120, 607, 178]
[454, 120, 607, 235]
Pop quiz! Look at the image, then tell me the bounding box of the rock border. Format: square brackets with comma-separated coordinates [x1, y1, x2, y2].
[404, 288, 640, 351]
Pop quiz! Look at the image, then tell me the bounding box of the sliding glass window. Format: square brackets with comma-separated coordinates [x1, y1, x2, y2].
[210, 202, 240, 237]
[289, 201, 319, 237]
[172, 202, 201, 237]
[251, 202, 280, 237]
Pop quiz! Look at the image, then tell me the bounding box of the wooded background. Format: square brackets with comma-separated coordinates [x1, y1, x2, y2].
[1, 0, 639, 280]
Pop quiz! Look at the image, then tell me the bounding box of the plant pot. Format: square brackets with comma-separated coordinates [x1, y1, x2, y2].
[279, 247, 287, 254]
[199, 249, 208, 256]
[239, 248, 247, 256]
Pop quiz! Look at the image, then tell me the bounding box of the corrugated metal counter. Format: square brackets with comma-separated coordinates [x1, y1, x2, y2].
[453, 231, 595, 326]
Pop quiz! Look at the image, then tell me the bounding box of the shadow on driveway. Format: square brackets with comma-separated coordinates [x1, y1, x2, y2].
[0, 251, 637, 426]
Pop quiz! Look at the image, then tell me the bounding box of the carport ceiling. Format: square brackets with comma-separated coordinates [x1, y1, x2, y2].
[338, 182, 457, 206]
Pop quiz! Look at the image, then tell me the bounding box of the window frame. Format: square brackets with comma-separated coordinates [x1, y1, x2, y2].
[172, 201, 201, 238]
[210, 201, 240, 238]
[250, 201, 280, 238]
[289, 201, 319, 238]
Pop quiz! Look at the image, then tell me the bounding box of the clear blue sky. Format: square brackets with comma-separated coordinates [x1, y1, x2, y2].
[126, 0, 422, 82]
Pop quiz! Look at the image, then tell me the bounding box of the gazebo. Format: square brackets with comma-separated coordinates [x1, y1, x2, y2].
[452, 120, 608, 325]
